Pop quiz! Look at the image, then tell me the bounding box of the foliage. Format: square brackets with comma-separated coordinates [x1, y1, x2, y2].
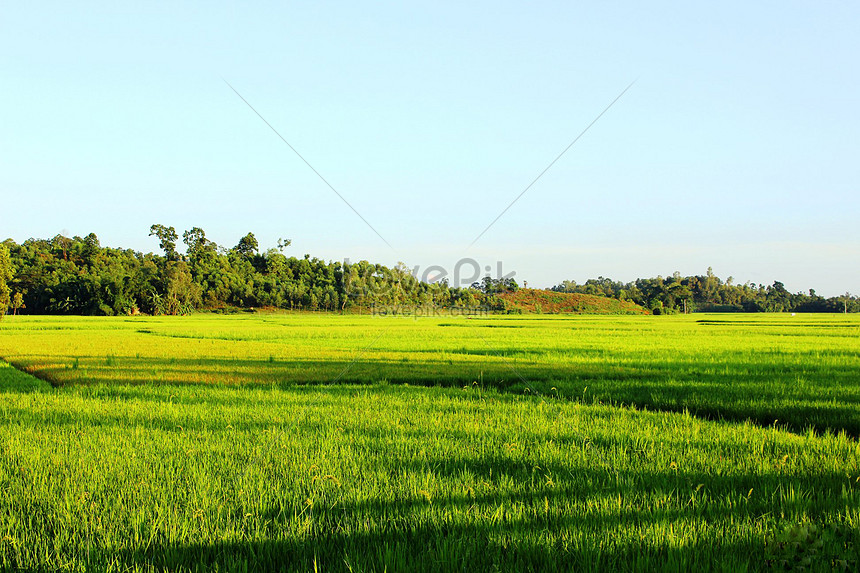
[2, 228, 500, 316]
[2, 230, 855, 317]
[149, 224, 178, 261]
[552, 267, 858, 314]
[472, 275, 519, 294]
[10, 292, 24, 315]
[0, 244, 11, 319]
[234, 232, 259, 257]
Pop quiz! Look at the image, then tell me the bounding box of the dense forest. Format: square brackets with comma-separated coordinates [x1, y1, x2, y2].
[0, 227, 856, 317]
[0, 226, 514, 317]
[551, 270, 858, 314]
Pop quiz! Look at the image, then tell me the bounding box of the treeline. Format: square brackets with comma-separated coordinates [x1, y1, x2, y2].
[551, 268, 858, 314]
[0, 230, 856, 317]
[0, 227, 514, 317]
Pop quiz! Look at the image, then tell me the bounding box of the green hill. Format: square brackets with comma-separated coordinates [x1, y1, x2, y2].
[499, 288, 649, 314]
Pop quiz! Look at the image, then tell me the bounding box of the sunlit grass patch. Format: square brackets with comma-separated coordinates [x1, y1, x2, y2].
[0, 313, 858, 571]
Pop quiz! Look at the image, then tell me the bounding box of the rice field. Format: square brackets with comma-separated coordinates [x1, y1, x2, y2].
[1, 313, 858, 571]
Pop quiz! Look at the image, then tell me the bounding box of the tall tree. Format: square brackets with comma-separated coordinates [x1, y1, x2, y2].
[0, 244, 12, 318]
[11, 292, 25, 315]
[149, 224, 179, 261]
[162, 261, 201, 315]
[234, 233, 259, 257]
[183, 227, 215, 259]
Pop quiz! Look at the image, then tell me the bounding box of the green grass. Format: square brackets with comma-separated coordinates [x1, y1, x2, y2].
[1, 313, 859, 571]
[3, 313, 859, 434]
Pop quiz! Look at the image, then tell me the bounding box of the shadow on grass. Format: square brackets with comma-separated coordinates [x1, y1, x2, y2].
[0, 361, 51, 393]
[4, 374, 858, 571]
[113, 528, 768, 572]
[19, 354, 860, 436]
[107, 462, 859, 572]
[5, 347, 860, 436]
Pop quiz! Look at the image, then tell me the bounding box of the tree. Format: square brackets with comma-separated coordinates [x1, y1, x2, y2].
[161, 261, 201, 315]
[234, 233, 259, 257]
[150, 224, 179, 261]
[182, 227, 217, 259]
[702, 266, 719, 303]
[668, 282, 693, 313]
[52, 234, 72, 261]
[6, 227, 855, 317]
[474, 275, 519, 295]
[81, 233, 101, 265]
[0, 244, 11, 318]
[11, 292, 25, 315]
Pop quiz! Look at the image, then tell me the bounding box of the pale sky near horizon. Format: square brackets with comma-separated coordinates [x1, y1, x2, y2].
[2, 2, 858, 296]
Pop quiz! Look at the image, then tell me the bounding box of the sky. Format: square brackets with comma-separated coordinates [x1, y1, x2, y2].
[2, 1, 858, 296]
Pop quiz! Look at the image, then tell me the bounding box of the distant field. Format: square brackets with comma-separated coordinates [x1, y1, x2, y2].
[3, 313, 859, 433]
[1, 313, 859, 571]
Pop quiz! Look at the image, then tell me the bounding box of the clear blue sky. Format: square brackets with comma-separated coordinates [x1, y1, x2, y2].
[2, 2, 858, 296]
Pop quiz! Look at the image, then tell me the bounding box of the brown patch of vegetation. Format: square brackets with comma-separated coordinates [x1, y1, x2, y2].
[499, 288, 648, 314]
